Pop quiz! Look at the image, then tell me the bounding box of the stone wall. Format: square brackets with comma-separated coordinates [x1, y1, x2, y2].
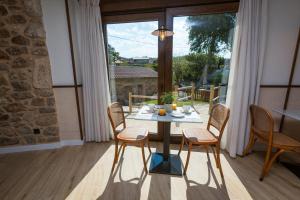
[0, 0, 59, 146]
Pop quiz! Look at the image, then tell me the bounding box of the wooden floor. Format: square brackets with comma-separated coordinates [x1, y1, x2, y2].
[0, 142, 299, 200]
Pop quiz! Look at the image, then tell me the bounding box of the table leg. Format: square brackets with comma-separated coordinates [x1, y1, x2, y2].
[149, 122, 182, 175]
[163, 122, 170, 161]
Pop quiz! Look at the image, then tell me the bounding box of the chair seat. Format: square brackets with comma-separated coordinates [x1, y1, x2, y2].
[117, 127, 148, 141]
[183, 128, 218, 144]
[259, 132, 300, 149]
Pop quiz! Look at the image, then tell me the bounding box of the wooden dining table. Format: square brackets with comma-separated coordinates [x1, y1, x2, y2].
[134, 105, 203, 176]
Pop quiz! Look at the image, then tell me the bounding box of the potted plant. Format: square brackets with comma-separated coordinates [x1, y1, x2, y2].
[160, 92, 174, 113]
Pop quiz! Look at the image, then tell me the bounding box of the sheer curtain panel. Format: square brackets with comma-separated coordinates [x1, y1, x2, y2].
[223, 0, 268, 157]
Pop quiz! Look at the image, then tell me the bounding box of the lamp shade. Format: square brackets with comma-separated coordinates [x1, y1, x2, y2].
[151, 25, 174, 41]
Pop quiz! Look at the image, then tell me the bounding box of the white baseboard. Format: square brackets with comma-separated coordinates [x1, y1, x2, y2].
[0, 140, 84, 154]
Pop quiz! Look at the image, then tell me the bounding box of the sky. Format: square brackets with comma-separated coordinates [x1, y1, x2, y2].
[107, 17, 232, 59]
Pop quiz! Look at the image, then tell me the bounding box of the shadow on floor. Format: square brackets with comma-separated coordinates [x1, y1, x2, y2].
[184, 152, 229, 200]
[97, 148, 149, 200]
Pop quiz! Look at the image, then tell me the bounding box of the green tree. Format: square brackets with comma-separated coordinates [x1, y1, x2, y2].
[172, 53, 223, 86]
[108, 44, 120, 64]
[187, 13, 236, 55]
[185, 53, 208, 82]
[186, 14, 235, 85]
[173, 56, 189, 85]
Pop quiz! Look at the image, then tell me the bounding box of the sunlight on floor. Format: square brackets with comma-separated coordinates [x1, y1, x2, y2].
[66, 144, 253, 200]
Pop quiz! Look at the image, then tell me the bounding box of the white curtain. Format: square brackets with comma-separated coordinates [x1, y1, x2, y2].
[223, 0, 268, 157]
[69, 0, 111, 142]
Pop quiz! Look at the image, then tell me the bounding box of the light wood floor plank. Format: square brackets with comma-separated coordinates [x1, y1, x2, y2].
[0, 142, 299, 200]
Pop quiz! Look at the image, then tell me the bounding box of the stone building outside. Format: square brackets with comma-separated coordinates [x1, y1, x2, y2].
[109, 66, 158, 105]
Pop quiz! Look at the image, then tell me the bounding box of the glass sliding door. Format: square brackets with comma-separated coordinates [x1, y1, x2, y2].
[171, 13, 236, 135]
[106, 21, 159, 134]
[103, 6, 238, 141]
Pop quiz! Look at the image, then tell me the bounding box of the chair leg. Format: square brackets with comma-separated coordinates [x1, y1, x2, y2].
[141, 142, 148, 173]
[210, 145, 219, 169]
[216, 145, 224, 178]
[184, 142, 192, 175]
[121, 143, 126, 156]
[243, 131, 256, 156]
[111, 140, 119, 173]
[260, 145, 273, 181]
[260, 149, 285, 181]
[147, 137, 152, 154]
[178, 136, 185, 156]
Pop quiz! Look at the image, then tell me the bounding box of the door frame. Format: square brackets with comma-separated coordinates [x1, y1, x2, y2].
[102, 2, 239, 142]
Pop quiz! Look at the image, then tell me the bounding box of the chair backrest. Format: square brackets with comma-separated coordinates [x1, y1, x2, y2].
[107, 102, 126, 135]
[207, 103, 230, 140]
[249, 105, 274, 140]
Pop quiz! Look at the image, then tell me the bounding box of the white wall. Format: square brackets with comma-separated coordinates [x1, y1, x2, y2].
[259, 0, 300, 112]
[41, 0, 74, 85]
[261, 0, 300, 85]
[258, 0, 300, 159]
[41, 0, 82, 141]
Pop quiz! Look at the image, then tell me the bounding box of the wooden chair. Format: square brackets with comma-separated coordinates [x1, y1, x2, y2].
[243, 104, 300, 181]
[107, 102, 151, 173]
[178, 103, 230, 177]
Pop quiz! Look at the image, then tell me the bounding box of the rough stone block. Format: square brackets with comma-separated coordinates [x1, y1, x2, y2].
[24, 0, 42, 17]
[0, 126, 15, 137]
[31, 97, 44, 106]
[0, 39, 9, 47]
[12, 92, 33, 100]
[23, 135, 36, 144]
[12, 57, 33, 68]
[33, 58, 52, 88]
[0, 114, 9, 121]
[35, 114, 57, 126]
[0, 49, 9, 59]
[0, 63, 9, 71]
[34, 89, 53, 97]
[0, 87, 9, 96]
[24, 23, 45, 39]
[7, 15, 27, 24]
[8, 5, 22, 13]
[0, 73, 9, 85]
[0, 136, 19, 146]
[11, 81, 31, 91]
[22, 111, 36, 122]
[12, 35, 30, 45]
[5, 46, 28, 56]
[3, 103, 27, 112]
[17, 126, 32, 135]
[1, 0, 18, 6]
[0, 5, 8, 16]
[0, 29, 10, 38]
